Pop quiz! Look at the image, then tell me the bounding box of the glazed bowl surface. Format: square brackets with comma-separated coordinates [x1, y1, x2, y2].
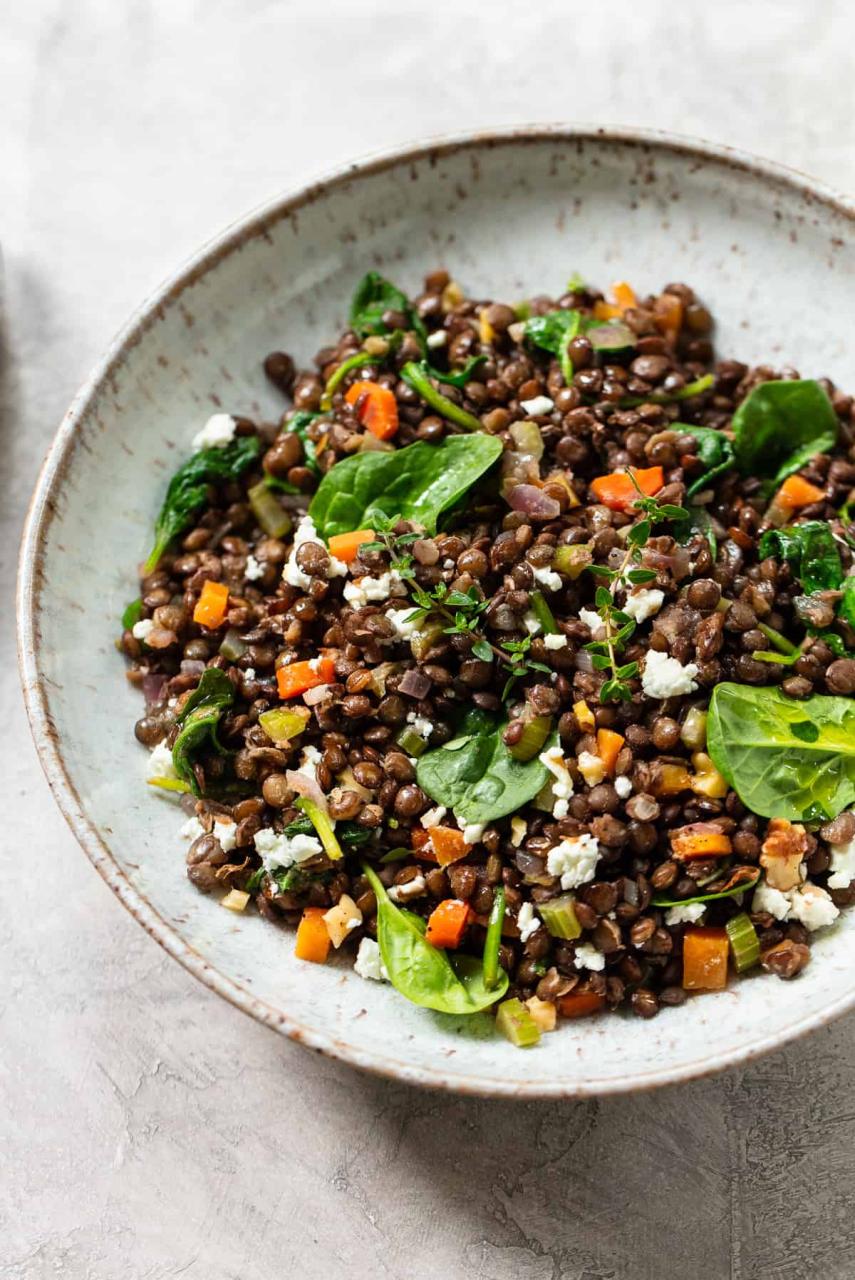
[18, 126, 855, 1097]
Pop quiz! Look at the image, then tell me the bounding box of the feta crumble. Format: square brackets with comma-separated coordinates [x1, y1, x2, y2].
[543, 632, 568, 650]
[614, 775, 633, 799]
[665, 902, 706, 926]
[354, 937, 388, 981]
[192, 413, 237, 450]
[522, 610, 541, 635]
[532, 564, 563, 593]
[463, 823, 485, 845]
[245, 554, 265, 582]
[426, 329, 447, 349]
[574, 943, 605, 972]
[386, 607, 422, 641]
[517, 901, 541, 943]
[641, 649, 699, 699]
[579, 607, 605, 638]
[388, 875, 426, 903]
[146, 741, 177, 783]
[214, 820, 237, 853]
[343, 570, 406, 607]
[787, 883, 839, 932]
[520, 395, 554, 416]
[254, 827, 322, 872]
[421, 805, 447, 829]
[752, 880, 791, 921]
[622, 588, 665, 624]
[283, 514, 348, 590]
[547, 832, 600, 890]
[406, 710, 434, 739]
[180, 816, 205, 843]
[538, 745, 574, 820]
[132, 618, 154, 642]
[829, 825, 855, 889]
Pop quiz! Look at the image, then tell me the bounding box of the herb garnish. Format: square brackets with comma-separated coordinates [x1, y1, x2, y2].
[171, 669, 236, 794]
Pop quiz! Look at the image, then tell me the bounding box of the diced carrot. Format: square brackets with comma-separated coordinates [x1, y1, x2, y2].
[590, 466, 664, 512]
[328, 529, 375, 563]
[193, 580, 230, 629]
[429, 826, 471, 867]
[295, 907, 331, 963]
[653, 292, 683, 343]
[411, 827, 438, 862]
[592, 299, 622, 322]
[573, 700, 596, 731]
[611, 280, 637, 312]
[425, 899, 471, 949]
[276, 655, 336, 699]
[557, 991, 606, 1019]
[345, 381, 399, 440]
[682, 926, 729, 990]
[652, 763, 693, 796]
[596, 728, 625, 776]
[670, 823, 733, 860]
[775, 475, 825, 509]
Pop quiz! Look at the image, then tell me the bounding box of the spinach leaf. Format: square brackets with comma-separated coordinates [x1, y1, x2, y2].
[336, 822, 374, 848]
[308, 435, 503, 540]
[651, 866, 759, 908]
[400, 362, 482, 431]
[707, 683, 855, 821]
[731, 379, 838, 489]
[416, 708, 556, 826]
[172, 668, 236, 794]
[122, 598, 143, 631]
[523, 309, 582, 384]
[674, 503, 717, 559]
[429, 354, 488, 388]
[758, 522, 843, 595]
[839, 578, 855, 629]
[282, 410, 321, 477]
[146, 436, 261, 572]
[362, 866, 508, 1013]
[349, 271, 427, 351]
[676, 424, 736, 498]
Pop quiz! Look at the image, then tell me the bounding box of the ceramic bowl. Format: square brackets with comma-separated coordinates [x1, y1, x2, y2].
[18, 127, 855, 1097]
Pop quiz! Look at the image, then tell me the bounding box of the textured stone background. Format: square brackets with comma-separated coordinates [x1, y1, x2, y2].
[4, 2, 855, 1276]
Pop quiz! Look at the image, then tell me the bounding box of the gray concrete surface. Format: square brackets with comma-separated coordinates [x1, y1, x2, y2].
[3, 3, 855, 1276]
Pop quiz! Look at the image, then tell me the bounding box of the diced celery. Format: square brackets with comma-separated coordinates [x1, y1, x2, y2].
[529, 590, 557, 635]
[259, 706, 310, 744]
[248, 480, 292, 539]
[410, 621, 445, 661]
[219, 628, 248, 662]
[496, 998, 541, 1048]
[296, 797, 343, 861]
[538, 893, 582, 940]
[483, 886, 506, 990]
[726, 912, 760, 972]
[396, 726, 429, 757]
[680, 706, 708, 750]
[509, 420, 544, 460]
[509, 714, 553, 762]
[553, 543, 592, 579]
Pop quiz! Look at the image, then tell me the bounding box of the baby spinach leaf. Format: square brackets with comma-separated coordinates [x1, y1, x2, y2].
[146, 436, 261, 572]
[349, 271, 427, 351]
[416, 708, 556, 826]
[172, 668, 236, 794]
[308, 435, 503, 540]
[523, 309, 582, 384]
[732, 379, 838, 490]
[651, 866, 760, 909]
[839, 578, 855, 629]
[676, 424, 736, 498]
[362, 865, 508, 1013]
[707, 683, 855, 821]
[758, 521, 843, 595]
[399, 362, 482, 431]
[429, 354, 488, 388]
[122, 598, 143, 631]
[282, 410, 322, 477]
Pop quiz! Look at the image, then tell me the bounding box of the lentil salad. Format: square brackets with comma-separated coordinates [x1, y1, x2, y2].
[120, 269, 855, 1048]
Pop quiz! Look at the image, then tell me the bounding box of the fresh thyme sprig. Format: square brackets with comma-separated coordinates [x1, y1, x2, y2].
[360, 515, 420, 580]
[585, 475, 688, 702]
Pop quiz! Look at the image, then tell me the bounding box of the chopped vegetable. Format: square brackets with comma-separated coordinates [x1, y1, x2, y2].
[345, 380, 400, 440]
[680, 707, 708, 750]
[682, 926, 729, 990]
[557, 991, 606, 1019]
[221, 888, 250, 913]
[276, 655, 336, 699]
[296, 796, 343, 861]
[295, 907, 332, 963]
[670, 823, 733, 860]
[590, 466, 664, 511]
[652, 762, 692, 795]
[258, 706, 310, 744]
[553, 543, 592, 578]
[193, 580, 230, 629]
[400, 361, 482, 432]
[482, 885, 506, 989]
[496, 997, 541, 1047]
[425, 899, 471, 949]
[219, 628, 248, 662]
[328, 529, 375, 562]
[322, 350, 377, 409]
[538, 893, 582, 939]
[395, 725, 430, 757]
[610, 280, 637, 311]
[508, 714, 553, 763]
[429, 826, 470, 867]
[573, 700, 596, 731]
[523, 310, 582, 384]
[248, 480, 292, 538]
[726, 912, 761, 973]
[529, 590, 558, 634]
[323, 894, 363, 948]
[596, 728, 624, 775]
[689, 752, 729, 798]
[653, 292, 683, 343]
[774, 474, 825, 510]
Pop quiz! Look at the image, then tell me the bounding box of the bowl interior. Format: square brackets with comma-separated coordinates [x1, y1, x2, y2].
[21, 130, 855, 1096]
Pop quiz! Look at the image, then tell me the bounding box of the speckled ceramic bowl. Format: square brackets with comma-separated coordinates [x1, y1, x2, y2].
[18, 127, 855, 1097]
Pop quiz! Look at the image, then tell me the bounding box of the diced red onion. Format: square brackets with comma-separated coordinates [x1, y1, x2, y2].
[286, 768, 328, 815]
[143, 673, 168, 707]
[507, 484, 561, 521]
[398, 668, 432, 699]
[180, 659, 206, 678]
[575, 651, 595, 674]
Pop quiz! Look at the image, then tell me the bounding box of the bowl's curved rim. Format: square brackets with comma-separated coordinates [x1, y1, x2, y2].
[17, 123, 855, 1099]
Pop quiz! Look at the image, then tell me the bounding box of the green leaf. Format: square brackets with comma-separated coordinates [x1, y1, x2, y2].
[282, 410, 322, 477]
[399, 361, 482, 431]
[308, 435, 503, 540]
[707, 683, 855, 821]
[416, 709, 556, 826]
[349, 271, 427, 351]
[429, 355, 488, 388]
[758, 522, 843, 596]
[651, 866, 760, 909]
[618, 373, 714, 408]
[839, 578, 855, 629]
[523, 310, 582, 385]
[145, 437, 261, 571]
[676, 424, 736, 498]
[362, 866, 508, 1014]
[172, 669, 236, 794]
[122, 598, 143, 631]
[732, 380, 838, 490]
[471, 639, 494, 662]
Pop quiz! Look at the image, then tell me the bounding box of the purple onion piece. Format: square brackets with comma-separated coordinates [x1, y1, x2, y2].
[180, 659, 206, 678]
[143, 673, 168, 707]
[507, 484, 561, 521]
[398, 668, 432, 700]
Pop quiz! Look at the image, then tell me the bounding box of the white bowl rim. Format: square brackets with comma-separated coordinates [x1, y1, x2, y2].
[17, 123, 855, 1098]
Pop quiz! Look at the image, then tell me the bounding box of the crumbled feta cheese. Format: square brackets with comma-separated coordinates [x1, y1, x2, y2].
[665, 902, 706, 926]
[354, 937, 388, 981]
[574, 943, 605, 972]
[517, 901, 541, 943]
[426, 329, 447, 349]
[443, 559, 456, 570]
[787, 883, 839, 932]
[421, 805, 447, 829]
[180, 816, 205, 843]
[343, 570, 405, 607]
[829, 825, 855, 889]
[622, 588, 665, 624]
[192, 413, 237, 450]
[146, 741, 177, 782]
[641, 649, 699, 699]
[254, 827, 322, 872]
[614, 775, 632, 799]
[543, 632, 568, 650]
[463, 823, 485, 845]
[520, 395, 554, 416]
[406, 710, 434, 739]
[752, 880, 791, 921]
[539, 746, 575, 820]
[243, 668, 256, 681]
[577, 750, 605, 787]
[522, 610, 541, 635]
[283, 513, 348, 590]
[386, 607, 422, 641]
[388, 875, 426, 903]
[579, 607, 605, 638]
[532, 564, 563, 593]
[214, 820, 237, 853]
[547, 833, 600, 890]
[132, 618, 154, 642]
[245, 554, 265, 581]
